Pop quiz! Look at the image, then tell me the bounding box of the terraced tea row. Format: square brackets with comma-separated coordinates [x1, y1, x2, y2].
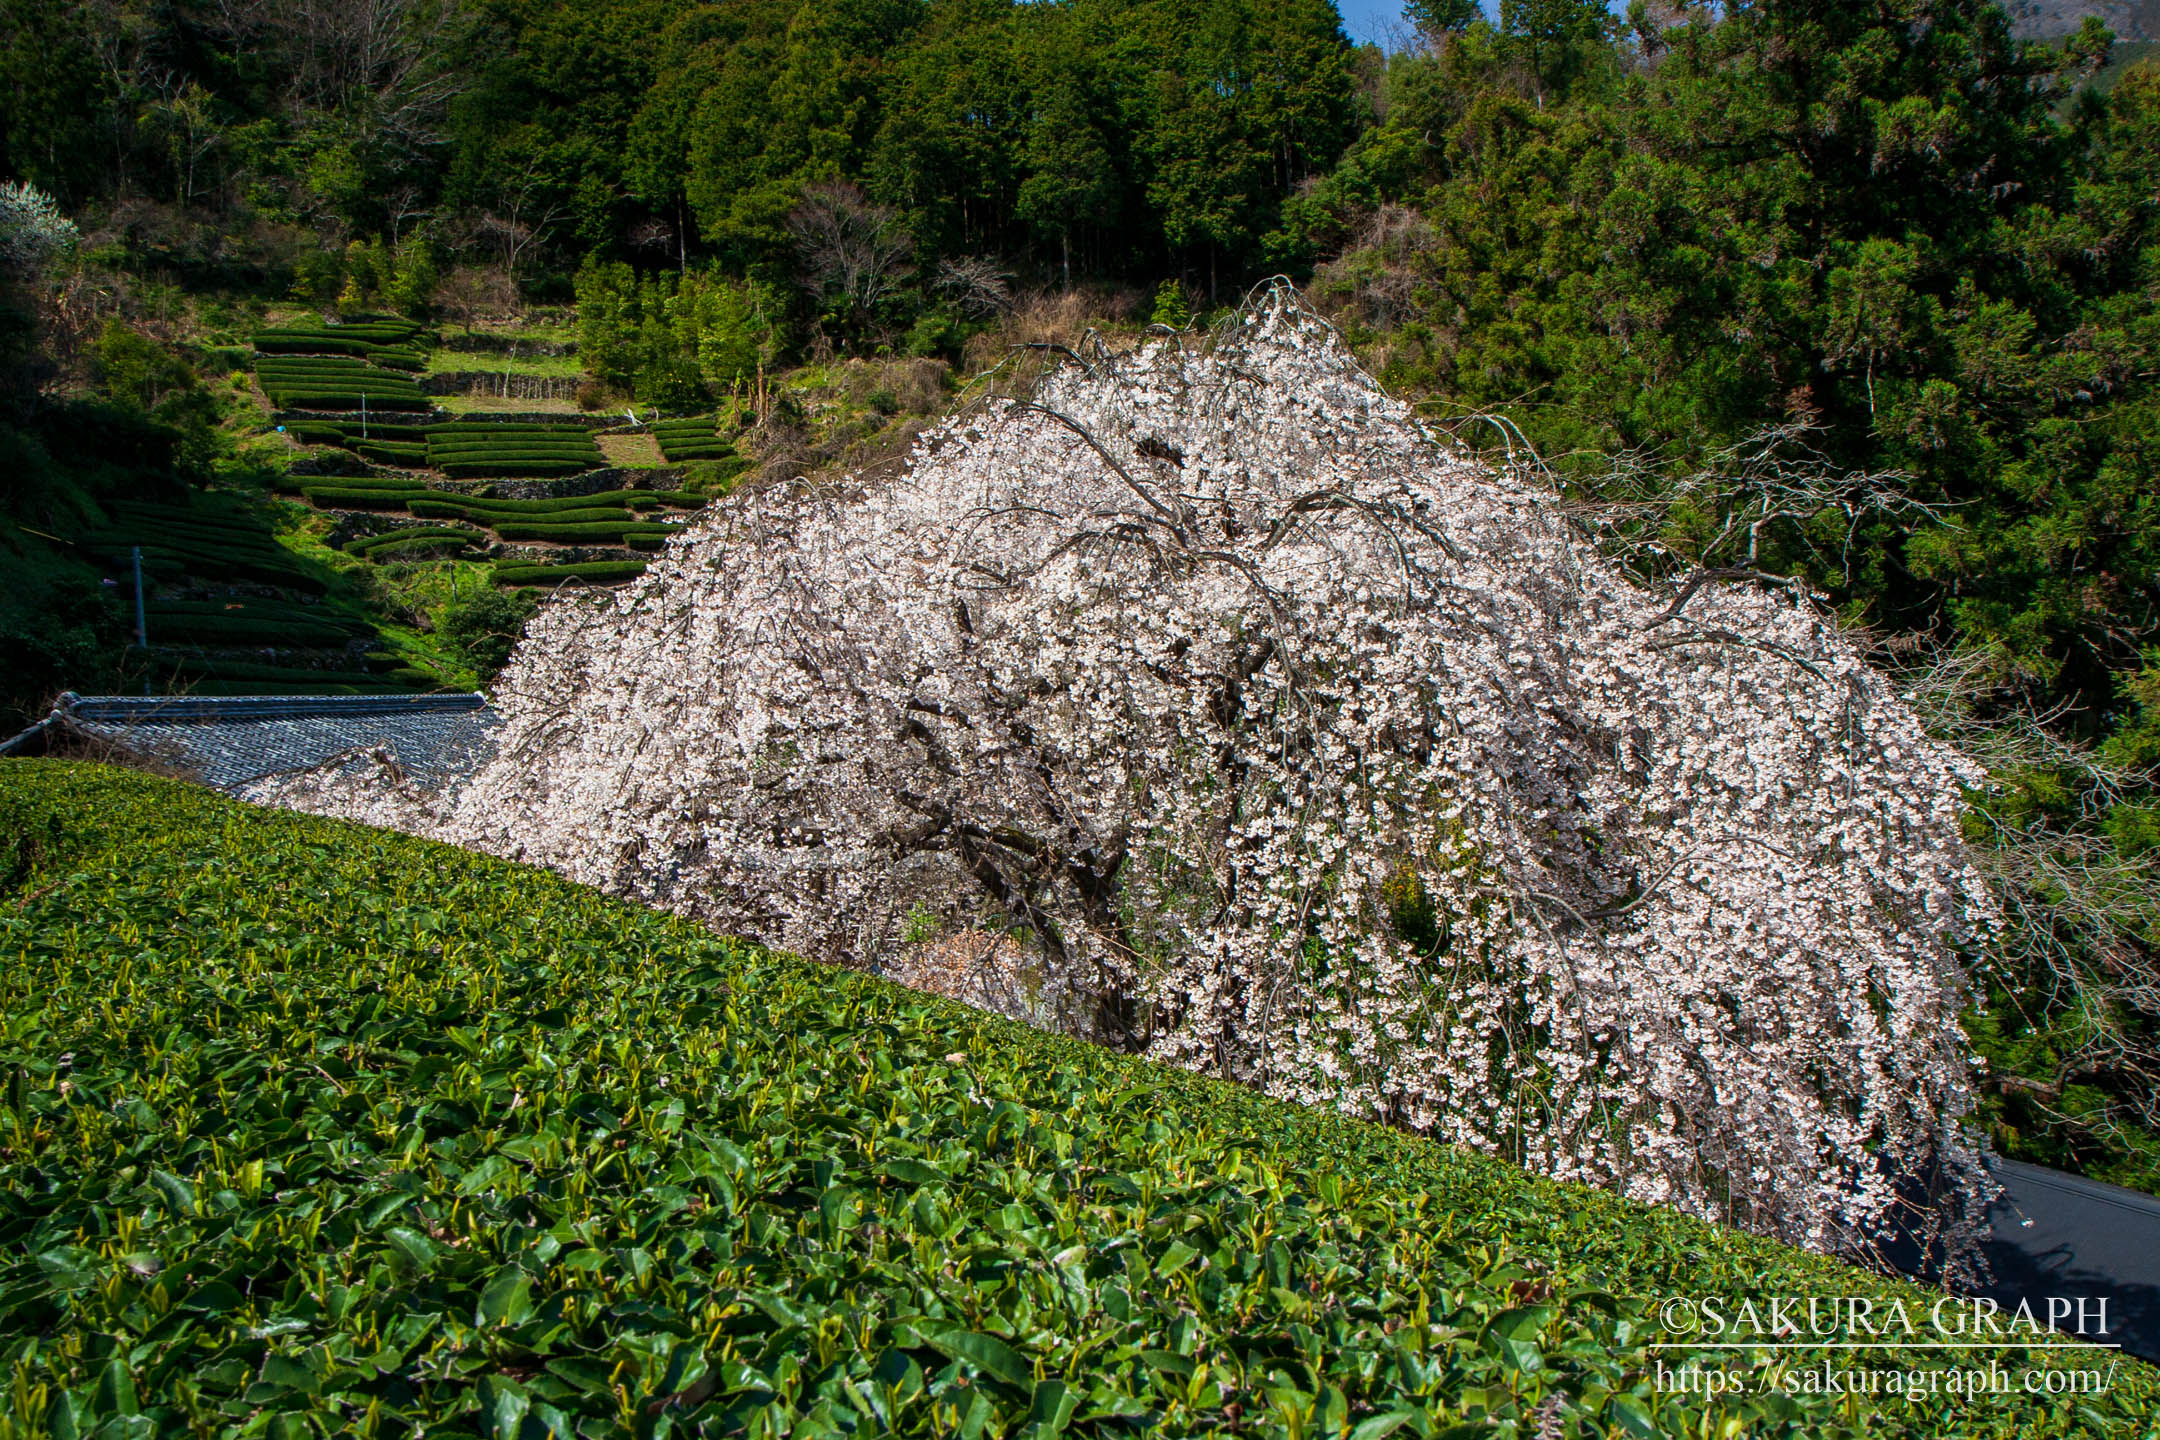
[80, 501, 327, 595]
[255, 356, 428, 411]
[250, 317, 427, 367]
[652, 414, 736, 461]
[69, 500, 416, 695]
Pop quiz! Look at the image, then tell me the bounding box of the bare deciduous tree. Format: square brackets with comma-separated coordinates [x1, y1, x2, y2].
[934, 256, 1014, 319]
[786, 181, 914, 330]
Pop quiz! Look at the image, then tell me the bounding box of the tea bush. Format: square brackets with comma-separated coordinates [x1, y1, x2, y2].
[343, 529, 485, 557]
[492, 522, 678, 544]
[650, 417, 737, 464]
[437, 460, 597, 480]
[491, 560, 649, 587]
[300, 486, 431, 511]
[0, 765, 2145, 1438]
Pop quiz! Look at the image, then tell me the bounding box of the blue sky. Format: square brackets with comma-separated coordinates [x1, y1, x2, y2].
[1336, 0, 1414, 47]
[1336, 0, 1514, 48]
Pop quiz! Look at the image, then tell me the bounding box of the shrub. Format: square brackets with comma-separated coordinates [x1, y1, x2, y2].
[146, 600, 366, 631]
[361, 536, 474, 561]
[4, 764, 2151, 1440]
[491, 522, 671, 543]
[270, 393, 432, 412]
[682, 457, 751, 490]
[425, 448, 600, 464]
[490, 560, 647, 585]
[436, 461, 594, 479]
[437, 587, 537, 680]
[160, 659, 394, 687]
[431, 420, 595, 435]
[141, 614, 363, 648]
[296, 475, 425, 492]
[301, 487, 428, 510]
[343, 528, 482, 556]
[412, 503, 635, 527]
[355, 441, 428, 465]
[251, 334, 380, 357]
[413, 493, 637, 515]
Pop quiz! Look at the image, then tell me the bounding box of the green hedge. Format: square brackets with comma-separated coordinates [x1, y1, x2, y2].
[100, 506, 272, 531]
[411, 493, 646, 516]
[81, 530, 307, 571]
[252, 335, 381, 358]
[260, 371, 424, 388]
[268, 393, 433, 412]
[426, 435, 600, 448]
[491, 559, 648, 585]
[431, 419, 594, 433]
[182, 679, 395, 696]
[407, 490, 699, 517]
[300, 487, 430, 510]
[428, 437, 601, 452]
[413, 504, 637, 527]
[146, 600, 366, 630]
[86, 549, 327, 594]
[425, 422, 590, 432]
[491, 522, 678, 543]
[154, 659, 393, 687]
[356, 441, 429, 465]
[82, 524, 279, 553]
[343, 528, 484, 556]
[258, 379, 410, 391]
[293, 474, 426, 492]
[651, 416, 730, 463]
[360, 536, 479, 562]
[141, 615, 365, 648]
[255, 355, 384, 370]
[437, 460, 595, 479]
[426, 450, 602, 466]
[2, 763, 2148, 1440]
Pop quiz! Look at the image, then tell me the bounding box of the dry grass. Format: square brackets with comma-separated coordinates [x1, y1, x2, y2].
[597, 432, 667, 469]
[435, 393, 582, 415]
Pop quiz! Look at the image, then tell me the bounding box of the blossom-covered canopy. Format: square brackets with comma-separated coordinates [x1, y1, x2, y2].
[262, 288, 1996, 1258]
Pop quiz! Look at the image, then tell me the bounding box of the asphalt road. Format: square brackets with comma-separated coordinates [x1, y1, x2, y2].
[1966, 1157, 2160, 1364]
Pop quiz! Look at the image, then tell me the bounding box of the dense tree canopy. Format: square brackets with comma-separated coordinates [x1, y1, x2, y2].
[0, 0, 1361, 296]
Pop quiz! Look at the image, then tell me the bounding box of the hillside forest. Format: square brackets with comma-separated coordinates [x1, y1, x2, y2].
[1, 0, 2157, 1198]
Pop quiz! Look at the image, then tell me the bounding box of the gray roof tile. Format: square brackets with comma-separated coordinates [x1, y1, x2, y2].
[3, 692, 498, 791]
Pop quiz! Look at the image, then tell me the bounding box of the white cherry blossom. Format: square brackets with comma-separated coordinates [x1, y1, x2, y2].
[258, 286, 1997, 1262]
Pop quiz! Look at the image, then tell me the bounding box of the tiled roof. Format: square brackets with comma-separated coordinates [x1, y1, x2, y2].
[1, 692, 498, 792]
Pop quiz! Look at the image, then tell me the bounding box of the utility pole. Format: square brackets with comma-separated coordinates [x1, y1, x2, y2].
[131, 546, 147, 647]
[132, 546, 150, 695]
